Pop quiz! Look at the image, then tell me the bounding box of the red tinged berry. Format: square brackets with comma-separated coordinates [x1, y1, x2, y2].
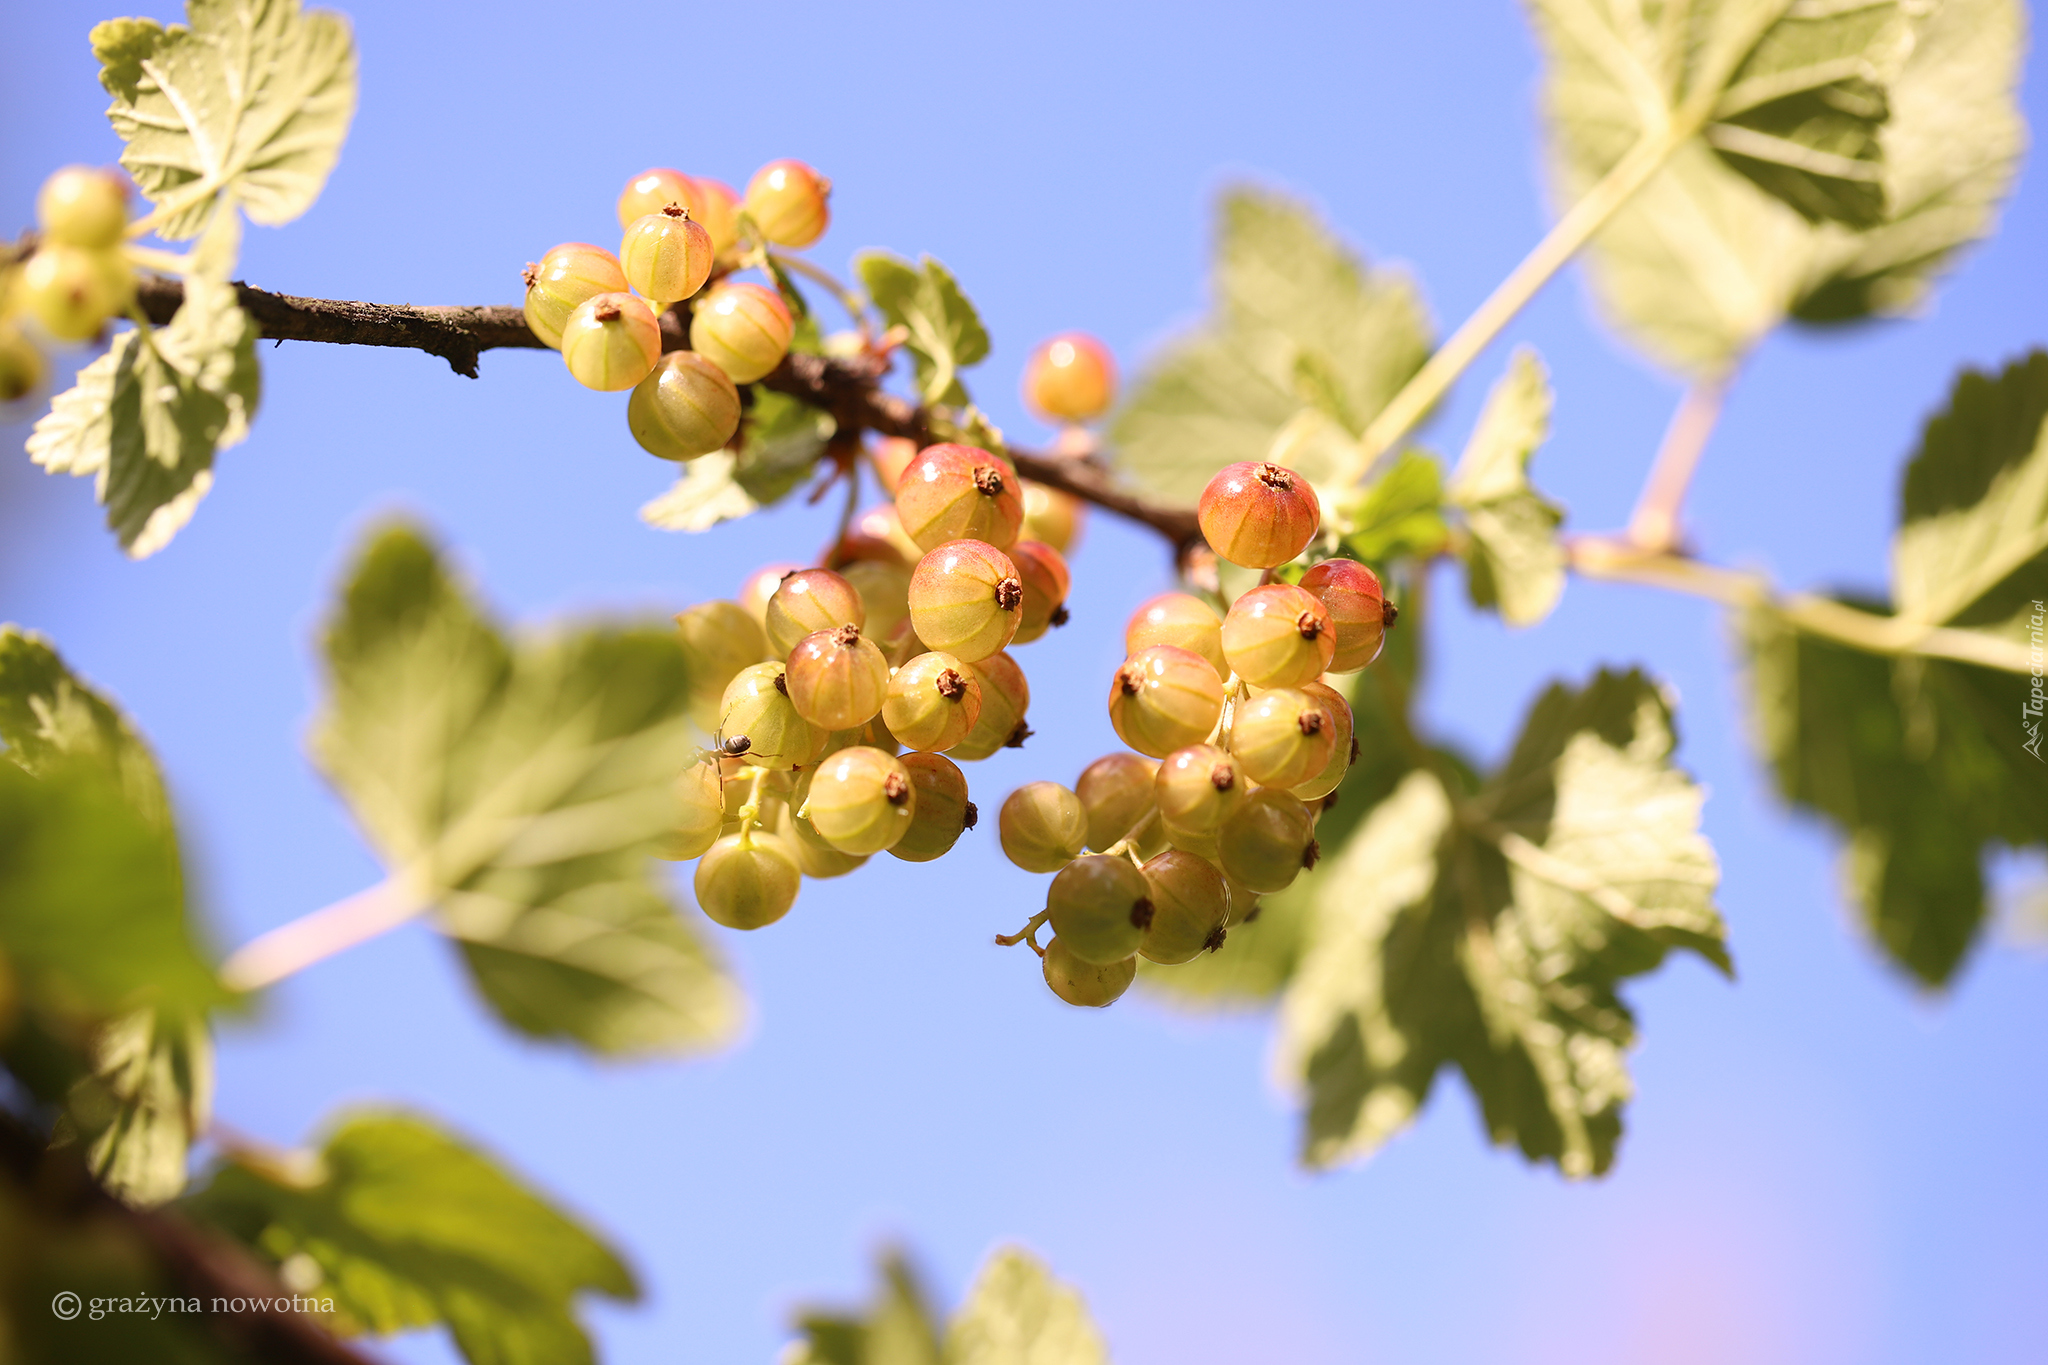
[1007, 540, 1071, 644]
[1107, 645, 1226, 759]
[784, 625, 890, 731]
[560, 291, 661, 391]
[1022, 333, 1117, 423]
[882, 650, 983, 752]
[1230, 687, 1337, 789]
[744, 159, 831, 247]
[1299, 558, 1391, 673]
[617, 167, 698, 229]
[889, 752, 974, 862]
[947, 651, 1031, 761]
[1125, 592, 1226, 679]
[1137, 850, 1229, 965]
[895, 444, 1024, 552]
[906, 539, 1023, 663]
[1197, 461, 1322, 569]
[690, 281, 794, 384]
[764, 568, 866, 656]
[1220, 583, 1335, 688]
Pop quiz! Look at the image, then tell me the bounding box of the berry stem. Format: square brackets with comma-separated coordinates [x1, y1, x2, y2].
[1625, 376, 1733, 554]
[218, 877, 423, 993]
[994, 909, 1051, 955]
[768, 251, 869, 335]
[735, 765, 771, 846]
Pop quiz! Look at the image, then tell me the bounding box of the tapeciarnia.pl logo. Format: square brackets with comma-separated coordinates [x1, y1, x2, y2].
[2025, 599, 2044, 762]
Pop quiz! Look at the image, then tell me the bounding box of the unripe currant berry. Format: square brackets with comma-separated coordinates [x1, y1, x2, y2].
[1042, 936, 1136, 1008]
[882, 650, 982, 752]
[20, 245, 132, 343]
[1220, 584, 1335, 688]
[739, 563, 802, 632]
[806, 745, 916, 856]
[1231, 687, 1338, 789]
[880, 617, 928, 669]
[0, 324, 49, 404]
[744, 159, 831, 247]
[1160, 815, 1221, 862]
[1197, 461, 1323, 569]
[1299, 558, 1391, 673]
[1291, 681, 1356, 802]
[1218, 787, 1319, 894]
[1021, 333, 1118, 423]
[785, 802, 867, 878]
[838, 560, 912, 642]
[721, 756, 793, 824]
[889, 752, 975, 862]
[895, 444, 1024, 552]
[830, 504, 921, 570]
[1137, 850, 1230, 964]
[1020, 480, 1085, 554]
[522, 242, 629, 349]
[1075, 752, 1159, 852]
[870, 437, 918, 495]
[764, 568, 866, 657]
[1154, 743, 1244, 834]
[1125, 592, 1227, 679]
[621, 205, 715, 306]
[998, 781, 1088, 873]
[719, 662, 826, 770]
[675, 600, 770, 731]
[560, 292, 661, 391]
[784, 625, 889, 731]
[689, 282, 794, 384]
[947, 651, 1031, 761]
[36, 166, 130, 249]
[695, 831, 801, 929]
[656, 759, 725, 861]
[616, 167, 697, 229]
[629, 351, 741, 459]
[1223, 874, 1263, 927]
[1007, 540, 1071, 644]
[691, 177, 742, 258]
[1046, 854, 1153, 965]
[906, 540, 1023, 663]
[1107, 645, 1226, 759]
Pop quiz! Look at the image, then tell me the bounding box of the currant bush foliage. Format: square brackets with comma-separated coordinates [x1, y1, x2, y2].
[788, 1246, 1107, 1365]
[855, 252, 992, 407]
[313, 523, 742, 1056]
[1446, 347, 1565, 628]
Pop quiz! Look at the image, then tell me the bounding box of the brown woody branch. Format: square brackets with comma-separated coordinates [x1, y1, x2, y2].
[130, 275, 1203, 551]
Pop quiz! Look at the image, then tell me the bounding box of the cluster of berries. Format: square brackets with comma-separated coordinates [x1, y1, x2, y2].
[658, 429, 1090, 932]
[1, 167, 137, 403]
[997, 460, 1393, 1008]
[520, 161, 831, 459]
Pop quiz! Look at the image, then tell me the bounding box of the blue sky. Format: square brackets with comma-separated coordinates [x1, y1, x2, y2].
[5, 2, 2046, 1362]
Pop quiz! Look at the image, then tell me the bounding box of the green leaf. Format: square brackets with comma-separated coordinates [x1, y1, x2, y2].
[0, 625, 169, 824]
[944, 1247, 1109, 1365]
[26, 227, 260, 558]
[855, 251, 990, 406]
[1279, 669, 1726, 1177]
[1112, 188, 1432, 502]
[1743, 605, 2045, 985]
[1337, 450, 1452, 565]
[641, 451, 760, 533]
[69, 1008, 214, 1207]
[185, 1111, 635, 1365]
[310, 523, 741, 1056]
[1446, 349, 1565, 626]
[789, 1250, 944, 1365]
[640, 390, 833, 533]
[1137, 884, 1312, 1008]
[93, 0, 358, 240]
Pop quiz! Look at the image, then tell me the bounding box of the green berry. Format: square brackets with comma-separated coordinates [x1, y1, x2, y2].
[739, 563, 801, 632]
[1022, 333, 1118, 424]
[806, 745, 916, 855]
[1020, 480, 1084, 554]
[621, 205, 715, 305]
[1107, 645, 1225, 759]
[36, 166, 130, 249]
[839, 559, 912, 642]
[785, 800, 867, 878]
[889, 752, 975, 862]
[1220, 584, 1335, 688]
[560, 291, 661, 391]
[765, 568, 865, 657]
[744, 159, 831, 247]
[675, 600, 770, 731]
[894, 444, 1024, 552]
[946, 651, 1031, 761]
[522, 242, 629, 349]
[0, 323, 49, 404]
[1046, 854, 1152, 965]
[1075, 752, 1158, 852]
[1007, 540, 1071, 644]
[1197, 461, 1322, 569]
[1042, 936, 1136, 1007]
[629, 350, 741, 460]
[20, 244, 131, 343]
[1160, 816, 1221, 862]
[616, 168, 697, 230]
[1291, 681, 1356, 801]
[719, 662, 825, 770]
[1230, 687, 1337, 788]
[692, 178, 742, 259]
[1223, 875, 1262, 926]
[1155, 743, 1243, 834]
[881, 650, 981, 752]
[998, 781, 1087, 873]
[695, 831, 801, 929]
[907, 539, 1024, 663]
[785, 625, 889, 731]
[1125, 592, 1226, 679]
[1299, 558, 1391, 673]
[690, 281, 794, 384]
[655, 759, 724, 861]
[1137, 850, 1229, 964]
[1218, 788, 1319, 894]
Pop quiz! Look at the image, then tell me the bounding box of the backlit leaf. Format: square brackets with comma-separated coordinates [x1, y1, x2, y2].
[1447, 349, 1565, 626]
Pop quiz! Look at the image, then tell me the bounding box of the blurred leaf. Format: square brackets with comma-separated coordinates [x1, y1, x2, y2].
[945, 1246, 1108, 1365]
[1279, 669, 1725, 1177]
[92, 0, 357, 240]
[789, 1250, 944, 1365]
[737, 389, 835, 504]
[641, 451, 760, 533]
[856, 251, 990, 406]
[1137, 887, 1311, 1008]
[1338, 450, 1451, 565]
[71, 1009, 214, 1207]
[1111, 187, 1433, 501]
[310, 523, 741, 1056]
[1447, 349, 1564, 626]
[0, 625, 169, 824]
[186, 1110, 635, 1365]
[26, 217, 259, 558]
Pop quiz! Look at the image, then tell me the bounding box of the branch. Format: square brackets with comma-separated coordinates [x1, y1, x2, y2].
[1626, 378, 1729, 553]
[130, 275, 1204, 550]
